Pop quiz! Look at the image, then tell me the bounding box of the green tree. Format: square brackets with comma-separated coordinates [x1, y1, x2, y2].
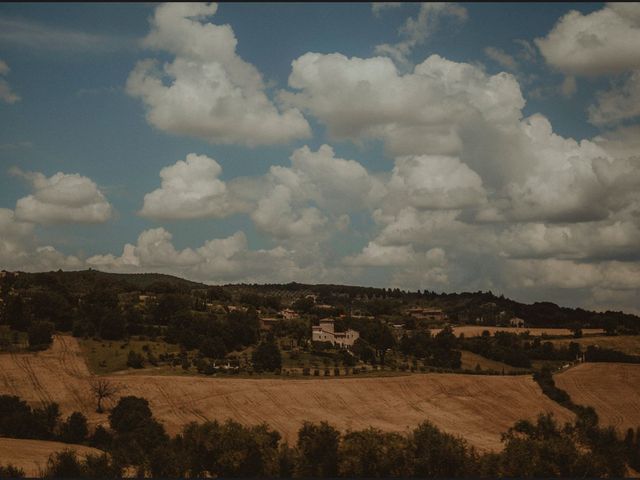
[296, 421, 340, 477]
[200, 336, 227, 359]
[28, 321, 54, 350]
[409, 420, 477, 477]
[109, 396, 153, 434]
[339, 428, 411, 477]
[0, 464, 24, 477]
[43, 450, 84, 478]
[252, 336, 282, 372]
[59, 412, 88, 444]
[126, 350, 145, 369]
[4, 295, 30, 331]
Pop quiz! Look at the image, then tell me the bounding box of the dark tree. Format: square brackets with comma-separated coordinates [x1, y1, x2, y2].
[296, 421, 340, 477]
[0, 464, 24, 477]
[251, 336, 282, 372]
[59, 411, 88, 444]
[126, 350, 145, 369]
[3, 295, 30, 331]
[410, 420, 477, 477]
[89, 379, 121, 413]
[200, 336, 227, 359]
[28, 321, 54, 350]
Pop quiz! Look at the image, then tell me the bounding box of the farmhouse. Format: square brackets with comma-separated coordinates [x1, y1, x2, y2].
[509, 317, 526, 328]
[312, 318, 359, 348]
[259, 317, 280, 331]
[279, 308, 299, 320]
[406, 307, 446, 321]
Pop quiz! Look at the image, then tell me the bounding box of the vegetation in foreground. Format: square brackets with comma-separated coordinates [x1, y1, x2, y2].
[1, 392, 639, 478]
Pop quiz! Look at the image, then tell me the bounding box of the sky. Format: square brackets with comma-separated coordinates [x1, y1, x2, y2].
[1, 2, 640, 314]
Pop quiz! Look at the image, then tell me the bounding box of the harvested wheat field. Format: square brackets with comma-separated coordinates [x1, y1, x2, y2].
[0, 336, 574, 452]
[432, 326, 604, 337]
[0, 438, 101, 476]
[555, 363, 640, 433]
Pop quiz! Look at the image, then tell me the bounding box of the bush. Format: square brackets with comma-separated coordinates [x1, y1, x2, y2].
[126, 350, 144, 369]
[0, 464, 24, 477]
[28, 321, 54, 350]
[59, 412, 88, 444]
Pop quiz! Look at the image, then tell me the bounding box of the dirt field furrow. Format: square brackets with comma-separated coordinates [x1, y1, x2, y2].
[0, 438, 102, 477]
[555, 363, 640, 433]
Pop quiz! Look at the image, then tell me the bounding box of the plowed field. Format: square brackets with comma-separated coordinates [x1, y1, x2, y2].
[0, 438, 101, 476]
[555, 363, 640, 432]
[0, 336, 575, 452]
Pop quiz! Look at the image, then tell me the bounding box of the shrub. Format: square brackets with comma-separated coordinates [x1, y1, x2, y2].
[126, 350, 144, 369]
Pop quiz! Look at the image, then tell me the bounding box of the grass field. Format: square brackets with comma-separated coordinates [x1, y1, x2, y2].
[555, 363, 640, 434]
[79, 337, 182, 374]
[551, 335, 640, 356]
[459, 350, 531, 373]
[0, 335, 574, 452]
[0, 438, 101, 476]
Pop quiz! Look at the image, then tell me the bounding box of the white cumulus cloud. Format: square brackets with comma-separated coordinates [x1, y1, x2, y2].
[536, 3, 640, 76]
[139, 153, 246, 220]
[11, 168, 113, 225]
[126, 2, 310, 146]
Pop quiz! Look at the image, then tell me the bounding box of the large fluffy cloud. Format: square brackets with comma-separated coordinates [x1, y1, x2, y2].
[535, 3, 640, 76]
[87, 227, 342, 284]
[0, 208, 83, 271]
[386, 155, 486, 210]
[139, 153, 247, 220]
[251, 144, 384, 240]
[281, 53, 524, 157]
[11, 169, 113, 225]
[126, 3, 310, 146]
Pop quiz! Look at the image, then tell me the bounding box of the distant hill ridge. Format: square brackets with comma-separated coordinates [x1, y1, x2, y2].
[3, 269, 639, 328]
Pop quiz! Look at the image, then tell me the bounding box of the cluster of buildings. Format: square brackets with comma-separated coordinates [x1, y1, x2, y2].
[311, 318, 360, 348]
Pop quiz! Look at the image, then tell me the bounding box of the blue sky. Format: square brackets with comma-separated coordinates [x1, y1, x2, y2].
[1, 2, 640, 313]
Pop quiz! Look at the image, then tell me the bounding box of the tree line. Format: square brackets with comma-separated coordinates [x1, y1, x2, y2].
[1, 392, 638, 477]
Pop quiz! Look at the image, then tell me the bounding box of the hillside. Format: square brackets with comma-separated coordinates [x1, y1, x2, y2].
[0, 438, 102, 477]
[3, 269, 639, 329]
[0, 336, 574, 452]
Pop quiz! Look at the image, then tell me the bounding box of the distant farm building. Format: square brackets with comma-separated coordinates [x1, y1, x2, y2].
[259, 317, 280, 331]
[312, 318, 359, 348]
[280, 308, 299, 320]
[406, 307, 446, 322]
[509, 317, 526, 328]
[390, 324, 407, 341]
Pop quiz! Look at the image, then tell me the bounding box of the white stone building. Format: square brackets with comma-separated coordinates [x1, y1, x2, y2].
[509, 317, 525, 328]
[312, 318, 359, 348]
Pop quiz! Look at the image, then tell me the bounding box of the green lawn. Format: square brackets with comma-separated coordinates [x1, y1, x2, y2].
[551, 334, 640, 356]
[459, 350, 531, 373]
[79, 337, 181, 374]
[0, 326, 28, 351]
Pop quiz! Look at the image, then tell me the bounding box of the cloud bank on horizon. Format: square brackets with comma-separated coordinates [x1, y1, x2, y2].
[1, 2, 640, 314]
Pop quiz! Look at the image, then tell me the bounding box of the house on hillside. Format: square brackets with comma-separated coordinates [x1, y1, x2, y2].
[390, 324, 406, 341]
[280, 308, 299, 320]
[406, 307, 446, 322]
[312, 318, 359, 348]
[509, 317, 525, 328]
[259, 317, 280, 331]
